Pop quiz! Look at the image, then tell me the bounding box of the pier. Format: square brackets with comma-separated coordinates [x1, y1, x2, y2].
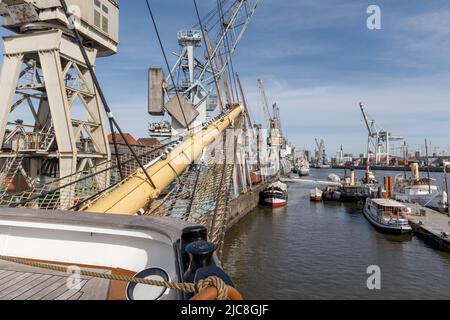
[281, 177, 340, 186]
[406, 206, 450, 252]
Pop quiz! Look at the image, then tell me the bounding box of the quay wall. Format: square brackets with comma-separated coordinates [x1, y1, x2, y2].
[226, 182, 267, 231]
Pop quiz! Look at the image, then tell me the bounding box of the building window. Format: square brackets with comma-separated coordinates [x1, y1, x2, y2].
[93, 0, 108, 33]
[94, 10, 101, 28]
[102, 16, 108, 33]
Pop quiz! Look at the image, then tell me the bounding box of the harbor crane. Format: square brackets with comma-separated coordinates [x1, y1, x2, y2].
[148, 0, 262, 137]
[0, 0, 120, 208]
[359, 102, 404, 166]
[257, 79, 273, 131]
[315, 138, 327, 166]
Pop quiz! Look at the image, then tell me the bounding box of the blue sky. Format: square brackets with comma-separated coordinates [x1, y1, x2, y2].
[2, 0, 450, 156]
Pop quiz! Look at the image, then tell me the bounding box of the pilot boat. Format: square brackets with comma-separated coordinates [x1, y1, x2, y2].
[363, 198, 412, 235]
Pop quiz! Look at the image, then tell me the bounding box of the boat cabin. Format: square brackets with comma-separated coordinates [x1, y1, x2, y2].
[368, 199, 410, 219]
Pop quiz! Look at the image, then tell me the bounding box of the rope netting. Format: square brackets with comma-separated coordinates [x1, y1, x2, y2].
[0, 139, 177, 210]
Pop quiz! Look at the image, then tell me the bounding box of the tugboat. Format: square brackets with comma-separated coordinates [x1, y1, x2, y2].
[310, 188, 323, 202]
[322, 186, 342, 201]
[339, 170, 370, 203]
[261, 181, 288, 207]
[363, 198, 413, 235]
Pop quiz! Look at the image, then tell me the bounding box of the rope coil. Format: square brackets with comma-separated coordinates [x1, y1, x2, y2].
[0, 255, 234, 300]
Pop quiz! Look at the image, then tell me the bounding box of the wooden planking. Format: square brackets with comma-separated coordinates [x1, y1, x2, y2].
[13, 276, 62, 300]
[0, 260, 112, 300]
[78, 276, 110, 300]
[53, 280, 88, 300]
[0, 272, 32, 292]
[0, 274, 50, 300]
[0, 272, 20, 285]
[0, 271, 16, 282]
[27, 277, 67, 300]
[0, 260, 75, 278]
[68, 292, 83, 300]
[44, 279, 87, 300]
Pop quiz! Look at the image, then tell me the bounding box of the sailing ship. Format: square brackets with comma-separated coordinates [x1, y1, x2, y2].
[0, 0, 263, 301]
[363, 198, 413, 235]
[261, 181, 288, 207]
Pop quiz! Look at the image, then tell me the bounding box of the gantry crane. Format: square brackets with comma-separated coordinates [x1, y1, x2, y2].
[359, 102, 404, 165]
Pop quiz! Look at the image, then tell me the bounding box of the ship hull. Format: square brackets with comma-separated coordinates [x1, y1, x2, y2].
[263, 197, 288, 207]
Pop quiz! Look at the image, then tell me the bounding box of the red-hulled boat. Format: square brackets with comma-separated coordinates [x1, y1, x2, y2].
[261, 182, 288, 207]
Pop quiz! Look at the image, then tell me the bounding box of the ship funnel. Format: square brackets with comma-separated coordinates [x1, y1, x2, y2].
[410, 162, 420, 180]
[350, 170, 356, 186]
[384, 176, 394, 199]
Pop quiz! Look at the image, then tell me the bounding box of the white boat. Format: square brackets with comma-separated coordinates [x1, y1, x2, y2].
[328, 174, 341, 183]
[299, 166, 310, 177]
[296, 158, 310, 177]
[310, 188, 323, 202]
[0, 208, 233, 300]
[363, 198, 412, 235]
[393, 163, 447, 211]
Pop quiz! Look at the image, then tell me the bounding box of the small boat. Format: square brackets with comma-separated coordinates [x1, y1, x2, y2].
[363, 198, 413, 235]
[328, 174, 341, 183]
[299, 166, 310, 177]
[295, 157, 310, 177]
[310, 188, 323, 202]
[262, 181, 288, 207]
[322, 186, 341, 201]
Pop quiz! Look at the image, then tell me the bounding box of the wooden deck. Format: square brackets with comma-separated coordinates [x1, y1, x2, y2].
[0, 260, 111, 300]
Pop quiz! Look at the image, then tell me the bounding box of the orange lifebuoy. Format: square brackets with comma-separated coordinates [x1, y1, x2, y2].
[190, 285, 243, 301]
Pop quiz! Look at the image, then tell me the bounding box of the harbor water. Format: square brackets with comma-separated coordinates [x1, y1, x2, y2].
[222, 169, 450, 300]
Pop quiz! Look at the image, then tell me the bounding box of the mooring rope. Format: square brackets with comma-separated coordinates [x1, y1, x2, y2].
[0, 255, 229, 300]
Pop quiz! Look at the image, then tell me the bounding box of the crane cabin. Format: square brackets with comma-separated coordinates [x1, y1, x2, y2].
[0, 0, 119, 56]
